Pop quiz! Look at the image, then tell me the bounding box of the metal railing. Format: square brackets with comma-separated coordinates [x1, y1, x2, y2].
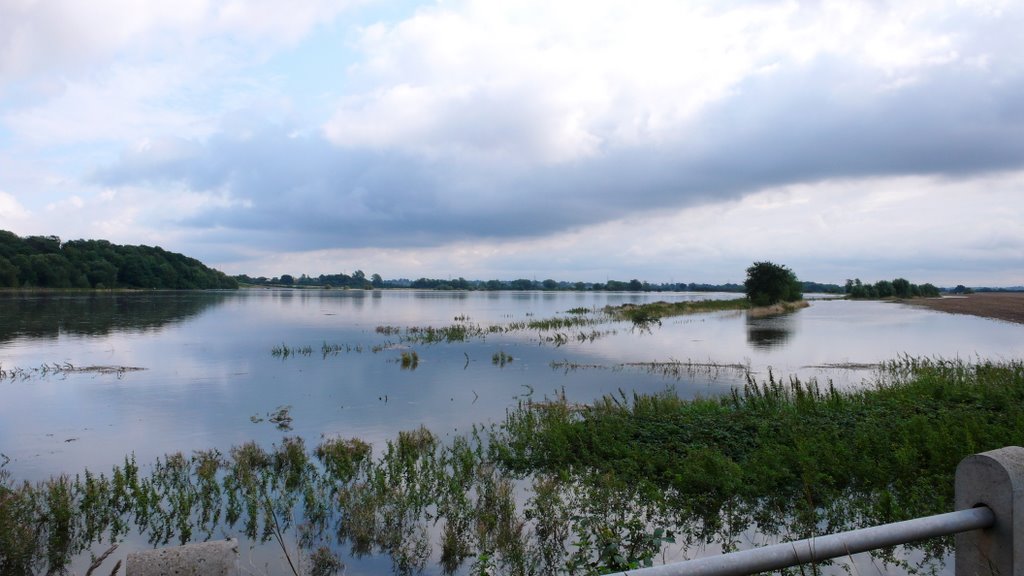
[609, 446, 1024, 576]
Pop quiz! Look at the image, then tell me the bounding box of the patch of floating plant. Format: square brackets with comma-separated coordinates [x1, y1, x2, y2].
[0, 363, 146, 381]
[250, 404, 293, 430]
[271, 341, 373, 359]
[371, 341, 400, 353]
[550, 359, 749, 380]
[271, 343, 312, 358]
[625, 360, 749, 380]
[549, 361, 620, 374]
[492, 351, 514, 367]
[372, 310, 614, 347]
[544, 329, 616, 347]
[270, 313, 613, 364]
[398, 350, 419, 370]
[802, 362, 881, 370]
[320, 341, 364, 357]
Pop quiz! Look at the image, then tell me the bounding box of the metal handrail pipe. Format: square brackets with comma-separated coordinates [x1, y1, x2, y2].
[610, 506, 995, 576]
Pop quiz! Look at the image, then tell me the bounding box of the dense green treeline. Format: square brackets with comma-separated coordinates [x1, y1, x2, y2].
[845, 277, 941, 299]
[0, 231, 237, 290]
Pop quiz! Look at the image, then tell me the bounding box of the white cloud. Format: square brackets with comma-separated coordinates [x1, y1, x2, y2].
[45, 195, 84, 212]
[211, 0, 360, 44]
[0, 0, 357, 82]
[324, 0, 1005, 163]
[0, 191, 31, 221]
[0, 0, 362, 147]
[4, 63, 214, 146]
[0, 0, 202, 80]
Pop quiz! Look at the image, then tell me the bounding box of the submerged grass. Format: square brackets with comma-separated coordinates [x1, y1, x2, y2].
[371, 310, 612, 347]
[399, 350, 420, 370]
[4, 357, 1024, 576]
[272, 344, 313, 358]
[549, 359, 749, 381]
[492, 351, 514, 367]
[604, 298, 751, 328]
[0, 363, 146, 380]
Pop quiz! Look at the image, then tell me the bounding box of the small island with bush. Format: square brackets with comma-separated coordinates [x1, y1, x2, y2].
[607, 261, 809, 326]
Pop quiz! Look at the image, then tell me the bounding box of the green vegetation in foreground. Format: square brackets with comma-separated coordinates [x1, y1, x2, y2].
[493, 357, 1024, 522]
[3, 358, 1023, 576]
[0, 230, 237, 289]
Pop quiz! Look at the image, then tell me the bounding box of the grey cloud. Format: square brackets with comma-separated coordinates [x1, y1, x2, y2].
[91, 56, 1024, 255]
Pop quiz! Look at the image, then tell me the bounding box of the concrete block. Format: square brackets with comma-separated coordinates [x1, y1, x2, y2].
[956, 446, 1024, 576]
[126, 538, 239, 576]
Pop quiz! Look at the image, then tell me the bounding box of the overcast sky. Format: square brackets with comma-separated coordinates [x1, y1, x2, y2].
[1, 0, 1022, 286]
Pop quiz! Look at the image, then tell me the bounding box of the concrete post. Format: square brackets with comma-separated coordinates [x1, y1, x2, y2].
[126, 538, 240, 576]
[956, 446, 1024, 576]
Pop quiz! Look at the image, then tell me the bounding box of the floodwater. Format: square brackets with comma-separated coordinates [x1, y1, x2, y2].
[2, 289, 1023, 481]
[2, 289, 1023, 575]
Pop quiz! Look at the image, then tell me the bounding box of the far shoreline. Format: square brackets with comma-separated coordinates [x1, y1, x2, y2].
[900, 292, 1024, 325]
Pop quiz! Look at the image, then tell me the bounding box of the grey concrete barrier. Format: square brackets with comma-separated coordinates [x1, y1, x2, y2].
[607, 446, 1024, 576]
[956, 446, 1024, 576]
[126, 538, 239, 576]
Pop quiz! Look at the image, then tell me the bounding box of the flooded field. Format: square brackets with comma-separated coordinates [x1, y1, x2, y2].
[2, 289, 1023, 574]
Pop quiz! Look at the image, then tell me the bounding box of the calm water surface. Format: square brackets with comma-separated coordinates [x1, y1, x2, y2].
[3, 289, 1022, 483]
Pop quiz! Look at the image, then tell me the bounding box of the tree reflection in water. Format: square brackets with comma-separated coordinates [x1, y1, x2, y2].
[746, 312, 797, 350]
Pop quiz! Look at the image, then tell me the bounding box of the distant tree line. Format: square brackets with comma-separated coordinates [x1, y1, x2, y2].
[394, 277, 754, 292]
[235, 270, 383, 289]
[0, 230, 238, 289]
[243, 274, 755, 292]
[235, 271, 851, 293]
[384, 277, 845, 293]
[844, 277, 941, 299]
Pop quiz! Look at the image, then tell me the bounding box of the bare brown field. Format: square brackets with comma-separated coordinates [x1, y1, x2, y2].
[903, 292, 1024, 324]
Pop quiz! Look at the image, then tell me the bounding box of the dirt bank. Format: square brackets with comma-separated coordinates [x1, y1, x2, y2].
[902, 292, 1024, 325]
[747, 300, 810, 318]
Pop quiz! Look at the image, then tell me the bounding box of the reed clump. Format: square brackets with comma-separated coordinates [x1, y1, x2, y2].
[492, 351, 514, 367]
[272, 344, 312, 358]
[399, 350, 420, 370]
